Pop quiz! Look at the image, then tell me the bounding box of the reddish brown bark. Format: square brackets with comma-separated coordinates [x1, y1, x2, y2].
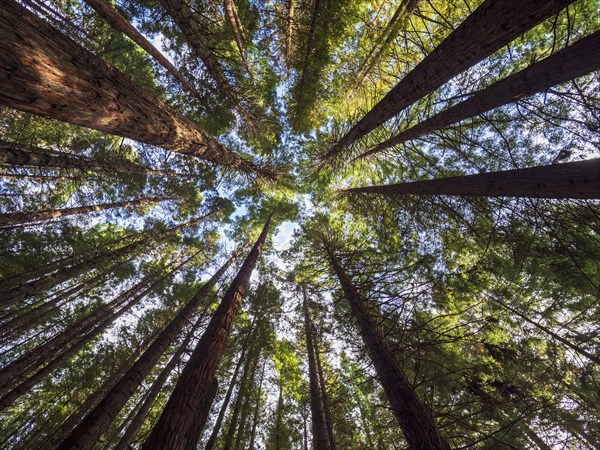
[357, 31, 600, 159]
[57, 253, 236, 450]
[323, 0, 576, 162]
[141, 213, 273, 450]
[342, 158, 600, 200]
[0, 0, 265, 177]
[83, 0, 203, 99]
[322, 238, 449, 449]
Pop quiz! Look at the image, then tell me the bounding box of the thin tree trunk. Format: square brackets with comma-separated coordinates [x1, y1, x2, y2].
[248, 360, 266, 450]
[357, 31, 600, 159]
[323, 0, 576, 161]
[0, 197, 165, 227]
[322, 238, 450, 449]
[490, 295, 600, 365]
[0, 140, 169, 177]
[223, 0, 248, 66]
[274, 381, 283, 450]
[161, 0, 258, 137]
[342, 158, 600, 200]
[302, 286, 329, 450]
[204, 318, 257, 450]
[83, 0, 204, 99]
[0, 254, 188, 412]
[57, 252, 236, 450]
[356, 0, 420, 83]
[222, 353, 256, 450]
[113, 315, 201, 450]
[313, 325, 337, 450]
[141, 213, 273, 450]
[231, 356, 260, 450]
[0, 0, 266, 177]
[0, 251, 195, 397]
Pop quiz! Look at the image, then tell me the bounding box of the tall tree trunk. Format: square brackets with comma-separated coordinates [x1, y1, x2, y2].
[321, 237, 450, 450]
[0, 0, 266, 177]
[0, 251, 194, 397]
[0, 197, 166, 227]
[313, 325, 337, 450]
[184, 377, 219, 450]
[141, 213, 273, 450]
[0, 140, 169, 177]
[160, 0, 258, 137]
[302, 286, 329, 450]
[342, 158, 600, 200]
[0, 212, 215, 306]
[82, 0, 203, 99]
[204, 319, 256, 450]
[114, 314, 202, 450]
[274, 380, 284, 450]
[57, 252, 236, 450]
[323, 0, 576, 161]
[357, 31, 600, 159]
[248, 360, 266, 450]
[231, 356, 260, 450]
[223, 0, 248, 67]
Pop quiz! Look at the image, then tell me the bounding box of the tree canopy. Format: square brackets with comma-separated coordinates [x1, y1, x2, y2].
[0, 0, 599, 448]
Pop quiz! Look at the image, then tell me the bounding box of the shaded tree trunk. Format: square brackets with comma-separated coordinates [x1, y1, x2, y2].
[342, 158, 600, 200]
[0, 197, 165, 227]
[204, 318, 257, 450]
[223, 0, 248, 66]
[248, 360, 266, 450]
[0, 140, 169, 177]
[185, 378, 219, 450]
[321, 237, 450, 449]
[141, 213, 273, 450]
[0, 251, 195, 400]
[83, 0, 203, 99]
[323, 0, 576, 161]
[0, 0, 265, 177]
[57, 252, 236, 450]
[303, 286, 329, 450]
[313, 325, 337, 450]
[357, 31, 600, 159]
[231, 356, 259, 450]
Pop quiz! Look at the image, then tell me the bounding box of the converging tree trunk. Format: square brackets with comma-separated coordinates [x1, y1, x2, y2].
[303, 286, 330, 450]
[83, 0, 203, 99]
[323, 0, 576, 161]
[57, 252, 237, 450]
[342, 158, 600, 200]
[0, 197, 166, 227]
[141, 213, 273, 450]
[321, 237, 450, 449]
[0, 0, 266, 177]
[313, 324, 337, 450]
[356, 31, 600, 159]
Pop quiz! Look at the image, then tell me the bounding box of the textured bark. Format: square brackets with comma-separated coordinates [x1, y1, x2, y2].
[141, 213, 273, 450]
[313, 325, 337, 450]
[343, 158, 600, 200]
[83, 0, 203, 99]
[303, 286, 329, 450]
[57, 253, 236, 450]
[0, 197, 165, 227]
[324, 0, 576, 161]
[0, 254, 191, 394]
[0, 140, 167, 176]
[357, 31, 600, 159]
[161, 0, 257, 136]
[322, 239, 449, 449]
[185, 377, 219, 450]
[0, 0, 264, 176]
[204, 319, 256, 450]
